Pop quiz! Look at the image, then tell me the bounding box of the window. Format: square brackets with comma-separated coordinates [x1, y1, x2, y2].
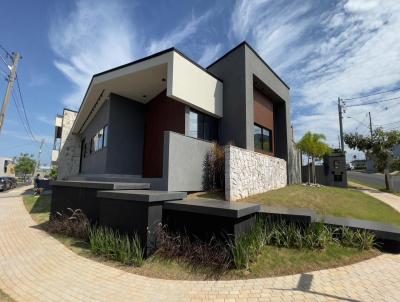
[103, 125, 108, 148]
[333, 160, 340, 169]
[188, 109, 218, 141]
[254, 124, 273, 153]
[92, 125, 109, 153]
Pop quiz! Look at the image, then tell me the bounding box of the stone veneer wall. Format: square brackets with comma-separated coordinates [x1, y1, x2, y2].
[225, 145, 287, 201]
[57, 110, 80, 180]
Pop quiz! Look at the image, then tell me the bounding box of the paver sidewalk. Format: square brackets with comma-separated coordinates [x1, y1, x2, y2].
[349, 181, 400, 213]
[1, 187, 400, 301]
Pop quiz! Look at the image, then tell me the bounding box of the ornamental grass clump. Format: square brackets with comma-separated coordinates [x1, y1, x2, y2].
[203, 143, 225, 191]
[230, 218, 376, 269]
[339, 227, 375, 251]
[48, 208, 90, 240]
[229, 219, 269, 269]
[156, 225, 232, 270]
[88, 226, 144, 266]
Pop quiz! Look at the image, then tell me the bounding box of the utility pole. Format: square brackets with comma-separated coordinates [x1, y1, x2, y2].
[338, 97, 345, 152]
[0, 52, 20, 134]
[34, 139, 45, 177]
[368, 112, 373, 138]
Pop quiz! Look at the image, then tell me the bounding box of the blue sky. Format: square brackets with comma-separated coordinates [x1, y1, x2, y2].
[1, 0, 399, 166]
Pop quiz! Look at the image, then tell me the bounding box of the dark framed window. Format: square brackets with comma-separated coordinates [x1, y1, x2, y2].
[103, 125, 108, 148]
[92, 125, 109, 153]
[254, 124, 272, 153]
[188, 109, 218, 141]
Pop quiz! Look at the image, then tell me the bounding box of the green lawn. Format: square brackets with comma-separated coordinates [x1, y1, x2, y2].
[23, 194, 51, 224]
[241, 184, 400, 227]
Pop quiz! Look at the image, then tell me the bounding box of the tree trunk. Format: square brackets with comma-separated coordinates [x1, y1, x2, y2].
[312, 157, 316, 184]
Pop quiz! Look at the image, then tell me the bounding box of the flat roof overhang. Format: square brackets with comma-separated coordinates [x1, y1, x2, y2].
[72, 49, 223, 134]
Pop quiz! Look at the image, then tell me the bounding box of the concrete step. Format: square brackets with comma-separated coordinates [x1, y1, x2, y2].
[68, 174, 144, 183]
[97, 190, 187, 202]
[164, 199, 260, 218]
[51, 180, 151, 190]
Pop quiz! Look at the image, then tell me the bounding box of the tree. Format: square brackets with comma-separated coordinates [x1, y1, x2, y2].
[13, 153, 36, 178]
[345, 127, 400, 189]
[49, 167, 58, 180]
[297, 132, 331, 184]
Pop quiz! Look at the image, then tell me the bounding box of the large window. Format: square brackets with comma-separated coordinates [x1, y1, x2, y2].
[254, 124, 273, 153]
[92, 125, 108, 152]
[188, 109, 218, 141]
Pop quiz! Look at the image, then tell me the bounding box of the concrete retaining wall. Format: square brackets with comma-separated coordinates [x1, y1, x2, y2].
[163, 131, 214, 192]
[225, 145, 287, 201]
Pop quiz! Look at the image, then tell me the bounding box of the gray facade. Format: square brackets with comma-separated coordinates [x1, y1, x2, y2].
[80, 94, 145, 175]
[163, 131, 214, 192]
[207, 42, 300, 184]
[55, 41, 301, 191]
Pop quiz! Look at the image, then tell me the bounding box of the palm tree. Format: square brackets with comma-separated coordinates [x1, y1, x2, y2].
[297, 132, 331, 185]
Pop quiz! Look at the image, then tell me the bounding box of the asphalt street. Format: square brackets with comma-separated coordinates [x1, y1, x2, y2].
[347, 170, 385, 188]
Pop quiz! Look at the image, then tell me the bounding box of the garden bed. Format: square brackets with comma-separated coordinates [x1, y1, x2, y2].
[22, 193, 381, 280]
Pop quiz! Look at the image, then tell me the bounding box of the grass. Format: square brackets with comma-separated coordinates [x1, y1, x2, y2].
[23, 194, 51, 224]
[241, 184, 400, 227]
[20, 191, 381, 280]
[0, 289, 14, 302]
[126, 245, 379, 280]
[349, 178, 400, 197]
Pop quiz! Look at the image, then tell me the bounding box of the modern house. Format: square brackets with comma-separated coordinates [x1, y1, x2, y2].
[53, 42, 301, 199]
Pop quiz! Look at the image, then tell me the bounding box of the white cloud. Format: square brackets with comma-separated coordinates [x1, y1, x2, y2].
[49, 0, 136, 108]
[147, 11, 212, 54]
[197, 43, 222, 67]
[231, 0, 400, 151]
[36, 115, 54, 126]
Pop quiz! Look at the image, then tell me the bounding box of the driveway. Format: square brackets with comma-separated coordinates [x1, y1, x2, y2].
[1, 187, 400, 301]
[347, 170, 385, 188]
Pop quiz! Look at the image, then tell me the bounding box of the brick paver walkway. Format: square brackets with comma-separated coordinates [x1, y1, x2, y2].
[1, 187, 400, 302]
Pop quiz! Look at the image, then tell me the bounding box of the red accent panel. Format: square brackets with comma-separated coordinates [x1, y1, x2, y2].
[253, 88, 275, 156]
[143, 91, 185, 177]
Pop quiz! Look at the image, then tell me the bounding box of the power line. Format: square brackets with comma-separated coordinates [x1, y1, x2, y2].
[14, 73, 37, 143]
[11, 92, 34, 142]
[0, 44, 12, 58]
[375, 120, 400, 127]
[343, 87, 400, 101]
[345, 96, 400, 108]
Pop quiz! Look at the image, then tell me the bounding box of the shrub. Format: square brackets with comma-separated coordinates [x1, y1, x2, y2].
[229, 219, 268, 269]
[203, 143, 225, 191]
[88, 226, 144, 266]
[48, 208, 89, 240]
[390, 159, 400, 172]
[339, 227, 375, 250]
[156, 225, 231, 270]
[233, 218, 376, 267]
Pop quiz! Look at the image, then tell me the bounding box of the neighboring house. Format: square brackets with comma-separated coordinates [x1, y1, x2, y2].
[53, 42, 301, 198]
[52, 108, 80, 178]
[0, 157, 15, 177]
[351, 159, 367, 170]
